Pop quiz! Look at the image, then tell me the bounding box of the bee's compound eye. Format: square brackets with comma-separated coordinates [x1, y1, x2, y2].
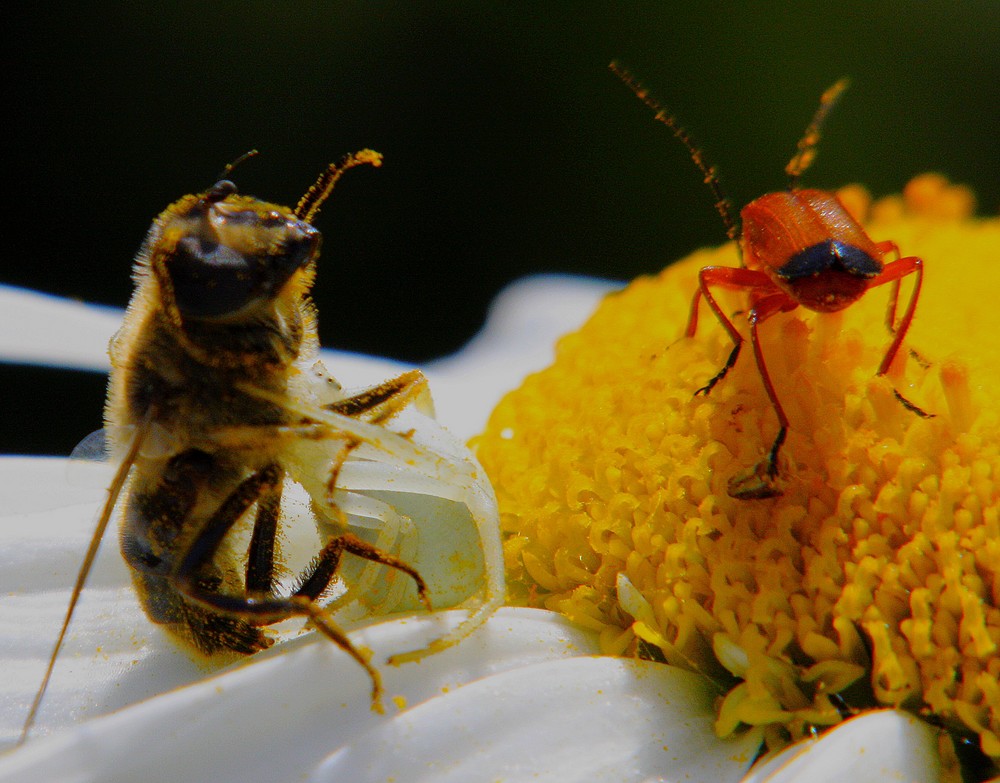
[205, 180, 238, 204]
[169, 236, 260, 319]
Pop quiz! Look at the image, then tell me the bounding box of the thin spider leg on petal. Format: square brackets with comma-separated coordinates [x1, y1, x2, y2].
[317, 490, 419, 618]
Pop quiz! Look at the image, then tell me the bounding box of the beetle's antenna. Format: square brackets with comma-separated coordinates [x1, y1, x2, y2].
[610, 61, 740, 243]
[19, 420, 149, 746]
[785, 78, 850, 189]
[216, 149, 259, 182]
[295, 149, 384, 223]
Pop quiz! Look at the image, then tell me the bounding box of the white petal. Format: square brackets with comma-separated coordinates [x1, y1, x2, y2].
[310, 656, 761, 783]
[741, 709, 942, 783]
[0, 286, 120, 371]
[0, 608, 601, 783]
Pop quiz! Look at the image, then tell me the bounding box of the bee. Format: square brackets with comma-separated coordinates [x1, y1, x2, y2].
[20, 150, 503, 743]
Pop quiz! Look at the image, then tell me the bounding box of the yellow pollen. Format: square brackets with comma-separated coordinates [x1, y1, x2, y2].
[473, 174, 1000, 758]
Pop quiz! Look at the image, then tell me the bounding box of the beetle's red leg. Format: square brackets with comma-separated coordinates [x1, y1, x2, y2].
[863, 253, 933, 418]
[873, 240, 902, 331]
[864, 255, 923, 375]
[727, 291, 798, 499]
[686, 266, 774, 395]
[685, 267, 795, 499]
[748, 291, 797, 433]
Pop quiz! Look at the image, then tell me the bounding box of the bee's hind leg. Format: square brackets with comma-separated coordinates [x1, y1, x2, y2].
[245, 476, 283, 595]
[173, 465, 428, 710]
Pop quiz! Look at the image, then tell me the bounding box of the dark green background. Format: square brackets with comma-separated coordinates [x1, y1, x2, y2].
[6, 2, 1000, 452]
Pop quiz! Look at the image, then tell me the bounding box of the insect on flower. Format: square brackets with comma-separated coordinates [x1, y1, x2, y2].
[611, 64, 927, 500]
[19, 150, 503, 743]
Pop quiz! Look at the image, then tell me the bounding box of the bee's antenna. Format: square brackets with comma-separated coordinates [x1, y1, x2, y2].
[785, 79, 850, 189]
[295, 149, 384, 223]
[610, 60, 740, 243]
[216, 149, 259, 183]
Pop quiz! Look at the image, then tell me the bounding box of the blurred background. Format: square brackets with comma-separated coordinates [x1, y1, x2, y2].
[5, 1, 1000, 453]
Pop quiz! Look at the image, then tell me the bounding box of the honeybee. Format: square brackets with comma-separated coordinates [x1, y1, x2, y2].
[20, 150, 503, 743]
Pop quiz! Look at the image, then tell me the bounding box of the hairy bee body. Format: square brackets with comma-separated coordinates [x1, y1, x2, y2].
[21, 151, 503, 744]
[107, 186, 325, 655]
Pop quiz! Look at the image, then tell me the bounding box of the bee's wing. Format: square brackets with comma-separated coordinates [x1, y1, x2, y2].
[69, 428, 111, 463]
[66, 429, 116, 489]
[67, 423, 180, 487]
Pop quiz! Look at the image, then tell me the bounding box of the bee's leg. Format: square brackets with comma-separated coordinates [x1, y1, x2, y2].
[320, 371, 433, 514]
[245, 474, 284, 595]
[319, 491, 418, 616]
[20, 419, 151, 745]
[294, 532, 430, 610]
[326, 369, 433, 422]
[173, 463, 284, 592]
[174, 467, 427, 709]
[315, 370, 435, 514]
[122, 451, 274, 655]
[289, 531, 433, 707]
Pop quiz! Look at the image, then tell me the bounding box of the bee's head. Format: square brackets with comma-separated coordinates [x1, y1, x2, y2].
[140, 149, 381, 332]
[151, 180, 321, 322]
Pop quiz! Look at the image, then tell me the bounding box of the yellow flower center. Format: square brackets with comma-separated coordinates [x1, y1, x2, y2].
[473, 175, 1000, 759]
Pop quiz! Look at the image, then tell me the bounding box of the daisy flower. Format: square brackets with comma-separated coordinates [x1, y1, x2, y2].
[474, 175, 999, 782]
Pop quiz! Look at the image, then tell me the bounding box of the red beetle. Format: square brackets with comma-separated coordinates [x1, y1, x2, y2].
[611, 66, 926, 499]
